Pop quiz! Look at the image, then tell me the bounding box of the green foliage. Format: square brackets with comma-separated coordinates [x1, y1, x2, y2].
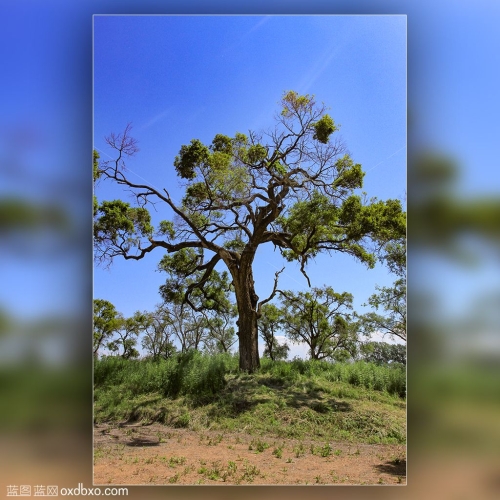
[158, 248, 200, 278]
[359, 283, 406, 343]
[94, 200, 153, 250]
[93, 149, 101, 181]
[332, 155, 365, 193]
[173, 139, 209, 179]
[223, 238, 245, 252]
[259, 304, 289, 361]
[106, 311, 144, 359]
[157, 220, 176, 239]
[246, 144, 267, 164]
[277, 190, 405, 270]
[184, 183, 208, 206]
[345, 197, 406, 244]
[93, 299, 120, 356]
[176, 133, 252, 210]
[211, 134, 233, 154]
[279, 286, 357, 361]
[312, 114, 337, 143]
[140, 305, 177, 360]
[357, 237, 406, 343]
[278, 191, 339, 259]
[272, 162, 287, 176]
[159, 256, 233, 313]
[280, 90, 314, 117]
[381, 239, 406, 277]
[360, 341, 406, 365]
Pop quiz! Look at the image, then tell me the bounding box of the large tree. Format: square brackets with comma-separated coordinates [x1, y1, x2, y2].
[94, 91, 406, 372]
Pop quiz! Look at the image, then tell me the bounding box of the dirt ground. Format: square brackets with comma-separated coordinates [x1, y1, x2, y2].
[94, 423, 406, 485]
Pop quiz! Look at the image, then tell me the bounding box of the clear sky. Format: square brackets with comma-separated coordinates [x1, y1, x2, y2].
[93, 15, 406, 355]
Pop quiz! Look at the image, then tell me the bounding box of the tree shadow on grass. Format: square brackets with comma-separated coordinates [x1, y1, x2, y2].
[374, 460, 406, 477]
[114, 396, 165, 426]
[125, 437, 160, 447]
[190, 375, 353, 418]
[285, 387, 352, 413]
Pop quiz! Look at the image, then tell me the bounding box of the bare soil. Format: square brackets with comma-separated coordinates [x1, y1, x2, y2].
[93, 423, 406, 485]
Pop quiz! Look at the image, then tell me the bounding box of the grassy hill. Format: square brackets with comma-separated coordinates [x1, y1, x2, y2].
[94, 352, 406, 445]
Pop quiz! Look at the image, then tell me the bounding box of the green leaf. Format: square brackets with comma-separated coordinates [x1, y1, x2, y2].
[312, 114, 337, 143]
[211, 134, 233, 154]
[173, 139, 209, 179]
[94, 200, 153, 244]
[158, 220, 176, 239]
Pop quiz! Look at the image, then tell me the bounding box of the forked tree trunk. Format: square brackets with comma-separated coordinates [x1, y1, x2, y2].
[233, 268, 261, 373]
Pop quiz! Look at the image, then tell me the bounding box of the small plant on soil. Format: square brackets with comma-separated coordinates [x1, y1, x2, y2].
[208, 433, 224, 445]
[294, 442, 305, 458]
[207, 460, 222, 481]
[320, 443, 332, 457]
[249, 438, 270, 453]
[168, 456, 186, 467]
[240, 461, 261, 483]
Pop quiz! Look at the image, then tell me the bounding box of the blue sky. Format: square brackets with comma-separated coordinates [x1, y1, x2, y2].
[93, 15, 406, 354]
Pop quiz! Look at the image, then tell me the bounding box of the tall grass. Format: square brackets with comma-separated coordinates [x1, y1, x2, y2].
[94, 351, 238, 400]
[95, 354, 405, 400]
[258, 359, 405, 397]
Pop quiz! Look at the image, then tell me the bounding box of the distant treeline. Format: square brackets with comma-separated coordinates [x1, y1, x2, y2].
[94, 284, 405, 366]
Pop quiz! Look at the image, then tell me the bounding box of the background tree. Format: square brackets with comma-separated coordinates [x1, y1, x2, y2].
[259, 303, 289, 361]
[94, 92, 406, 372]
[140, 304, 177, 360]
[360, 341, 406, 365]
[107, 311, 143, 359]
[163, 303, 207, 353]
[93, 299, 120, 358]
[202, 305, 238, 354]
[280, 286, 357, 361]
[358, 239, 406, 342]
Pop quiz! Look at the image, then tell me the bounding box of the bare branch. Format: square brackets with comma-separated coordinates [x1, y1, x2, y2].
[257, 267, 285, 315]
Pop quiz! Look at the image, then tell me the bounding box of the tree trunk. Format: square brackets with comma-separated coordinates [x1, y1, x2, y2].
[233, 268, 261, 373]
